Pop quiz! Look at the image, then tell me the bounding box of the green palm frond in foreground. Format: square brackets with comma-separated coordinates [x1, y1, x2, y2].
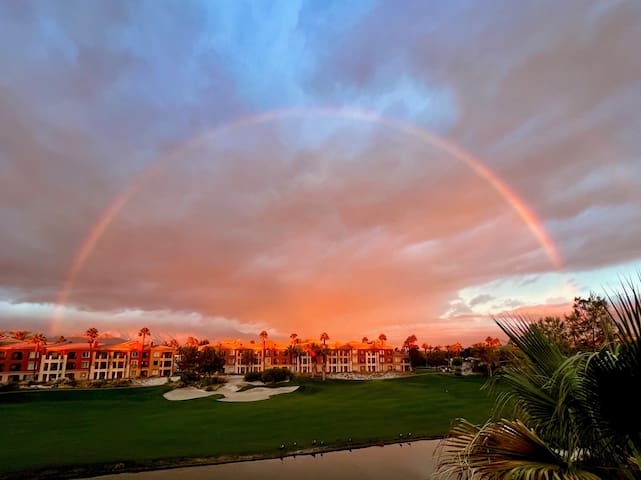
[435, 279, 641, 479]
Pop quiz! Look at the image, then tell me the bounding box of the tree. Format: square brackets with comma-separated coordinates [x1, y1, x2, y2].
[421, 343, 430, 366]
[435, 280, 641, 479]
[565, 294, 615, 351]
[85, 327, 99, 378]
[290, 333, 298, 344]
[55, 335, 67, 344]
[404, 334, 418, 349]
[198, 347, 226, 376]
[260, 330, 268, 371]
[362, 336, 369, 344]
[536, 316, 572, 354]
[177, 345, 199, 374]
[185, 336, 199, 347]
[10, 330, 31, 341]
[320, 332, 329, 345]
[285, 344, 298, 371]
[240, 349, 257, 373]
[408, 346, 423, 369]
[138, 327, 150, 348]
[378, 333, 387, 345]
[137, 327, 151, 377]
[29, 332, 47, 380]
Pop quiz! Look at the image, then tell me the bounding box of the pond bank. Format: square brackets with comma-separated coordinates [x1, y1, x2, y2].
[3, 437, 443, 480]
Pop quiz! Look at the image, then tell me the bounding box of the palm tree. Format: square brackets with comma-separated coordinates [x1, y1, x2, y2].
[404, 334, 417, 349]
[421, 342, 430, 366]
[362, 336, 369, 344]
[185, 336, 199, 347]
[259, 330, 268, 371]
[290, 333, 298, 344]
[85, 327, 98, 380]
[29, 332, 47, 380]
[435, 280, 641, 479]
[10, 330, 31, 341]
[138, 327, 151, 377]
[319, 333, 330, 379]
[378, 333, 387, 345]
[55, 335, 67, 344]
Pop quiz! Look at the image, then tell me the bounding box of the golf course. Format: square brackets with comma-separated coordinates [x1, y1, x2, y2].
[0, 373, 496, 479]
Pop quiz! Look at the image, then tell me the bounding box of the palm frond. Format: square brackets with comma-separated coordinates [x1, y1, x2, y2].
[435, 418, 602, 480]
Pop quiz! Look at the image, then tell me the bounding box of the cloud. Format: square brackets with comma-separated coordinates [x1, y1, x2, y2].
[0, 1, 640, 346]
[469, 294, 495, 307]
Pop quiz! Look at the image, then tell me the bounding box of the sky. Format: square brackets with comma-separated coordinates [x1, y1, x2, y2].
[1, 0, 640, 346]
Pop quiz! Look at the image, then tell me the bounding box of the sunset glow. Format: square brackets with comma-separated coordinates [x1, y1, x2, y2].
[2, 2, 641, 347]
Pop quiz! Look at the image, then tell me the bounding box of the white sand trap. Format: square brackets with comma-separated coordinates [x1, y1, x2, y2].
[163, 386, 218, 401]
[163, 376, 299, 402]
[217, 385, 299, 402]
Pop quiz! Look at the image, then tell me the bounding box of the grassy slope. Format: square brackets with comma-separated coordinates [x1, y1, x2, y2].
[0, 374, 494, 476]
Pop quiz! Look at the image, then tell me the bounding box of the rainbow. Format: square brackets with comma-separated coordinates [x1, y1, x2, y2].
[52, 106, 563, 331]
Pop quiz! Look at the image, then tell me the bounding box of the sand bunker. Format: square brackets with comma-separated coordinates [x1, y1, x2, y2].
[163, 386, 218, 401]
[163, 376, 299, 402]
[217, 385, 299, 402]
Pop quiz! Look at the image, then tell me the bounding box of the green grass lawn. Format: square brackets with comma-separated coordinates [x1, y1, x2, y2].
[0, 374, 495, 478]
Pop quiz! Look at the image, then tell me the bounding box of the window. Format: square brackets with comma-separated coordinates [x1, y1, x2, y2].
[131, 351, 138, 358]
[131, 360, 138, 368]
[51, 364, 58, 371]
[82, 351, 90, 358]
[28, 362, 36, 370]
[66, 362, 75, 370]
[68, 352, 76, 359]
[81, 361, 89, 369]
[152, 369, 158, 376]
[153, 360, 158, 366]
[153, 352, 160, 358]
[10, 363, 20, 371]
[11, 352, 23, 360]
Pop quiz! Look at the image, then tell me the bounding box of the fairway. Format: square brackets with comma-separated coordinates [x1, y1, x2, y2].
[0, 374, 494, 478]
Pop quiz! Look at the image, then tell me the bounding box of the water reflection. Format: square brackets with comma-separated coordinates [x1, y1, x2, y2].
[94, 440, 439, 480]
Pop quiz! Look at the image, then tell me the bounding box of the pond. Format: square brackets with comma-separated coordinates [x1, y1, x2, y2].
[94, 439, 441, 480]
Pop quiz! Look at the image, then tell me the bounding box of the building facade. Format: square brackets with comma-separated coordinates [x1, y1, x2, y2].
[0, 336, 176, 383]
[199, 339, 411, 375]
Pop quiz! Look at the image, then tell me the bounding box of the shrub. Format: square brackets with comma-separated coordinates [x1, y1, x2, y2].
[198, 376, 226, 387]
[244, 371, 262, 382]
[261, 367, 292, 383]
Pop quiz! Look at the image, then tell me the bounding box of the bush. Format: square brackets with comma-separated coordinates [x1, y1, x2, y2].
[111, 379, 132, 387]
[198, 376, 226, 387]
[244, 371, 262, 382]
[261, 367, 292, 383]
[244, 368, 292, 383]
[0, 383, 18, 392]
[179, 371, 200, 384]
